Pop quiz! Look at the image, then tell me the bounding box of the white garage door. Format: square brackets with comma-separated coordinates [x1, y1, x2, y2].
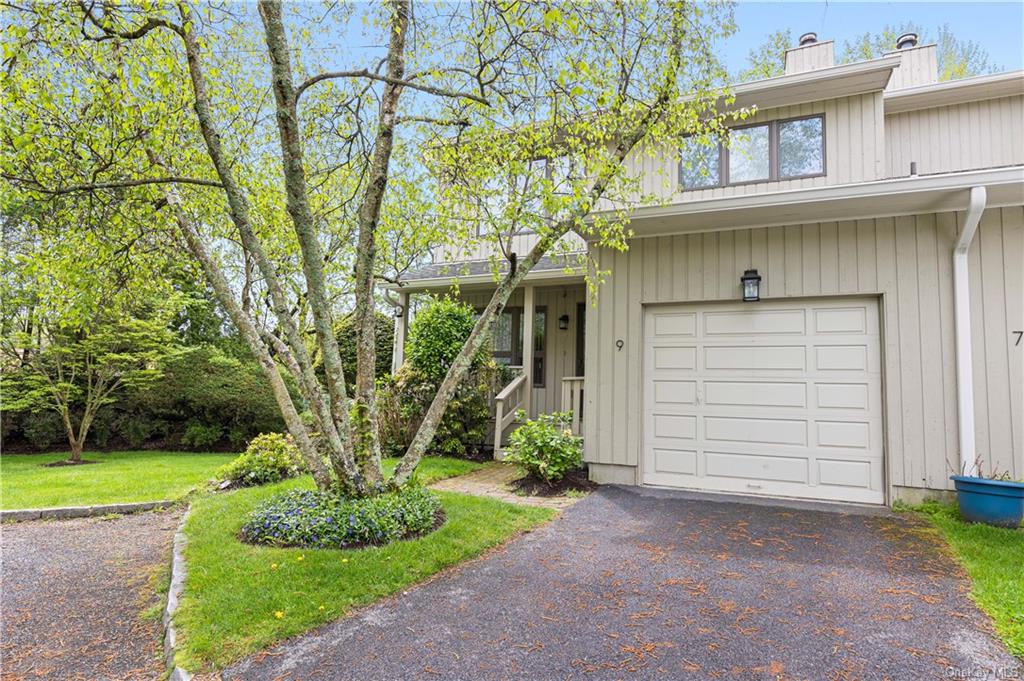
[643, 298, 884, 504]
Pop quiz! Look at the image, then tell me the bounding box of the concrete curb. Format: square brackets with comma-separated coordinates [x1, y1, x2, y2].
[1, 500, 176, 523]
[163, 508, 193, 681]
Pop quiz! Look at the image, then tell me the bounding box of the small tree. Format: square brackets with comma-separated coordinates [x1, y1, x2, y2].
[3, 311, 178, 462]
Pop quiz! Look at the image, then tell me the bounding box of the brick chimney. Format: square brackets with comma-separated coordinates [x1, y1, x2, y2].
[784, 33, 836, 74]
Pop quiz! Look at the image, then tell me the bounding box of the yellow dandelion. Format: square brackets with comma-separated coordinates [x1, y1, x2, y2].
[319, 605, 326, 611]
[274, 611, 284, 619]
[341, 558, 349, 563]
[271, 563, 279, 570]
[297, 555, 305, 562]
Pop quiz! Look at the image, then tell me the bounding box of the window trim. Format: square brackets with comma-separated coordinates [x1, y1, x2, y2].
[479, 305, 547, 388]
[678, 113, 826, 191]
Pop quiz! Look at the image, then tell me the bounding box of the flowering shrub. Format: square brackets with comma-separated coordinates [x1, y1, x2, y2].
[240, 486, 442, 549]
[504, 410, 583, 484]
[216, 433, 304, 487]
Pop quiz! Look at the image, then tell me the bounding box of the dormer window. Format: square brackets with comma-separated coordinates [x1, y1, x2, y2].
[679, 114, 825, 190]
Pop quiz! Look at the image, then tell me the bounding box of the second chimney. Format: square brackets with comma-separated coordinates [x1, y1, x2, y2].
[784, 33, 835, 75]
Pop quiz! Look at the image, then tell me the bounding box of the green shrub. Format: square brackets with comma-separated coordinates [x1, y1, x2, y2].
[406, 297, 487, 382]
[379, 297, 493, 458]
[504, 410, 583, 483]
[216, 433, 304, 487]
[181, 421, 224, 449]
[21, 411, 64, 450]
[240, 486, 442, 549]
[333, 311, 394, 390]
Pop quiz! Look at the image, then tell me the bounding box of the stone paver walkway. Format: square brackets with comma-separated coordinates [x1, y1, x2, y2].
[430, 463, 580, 510]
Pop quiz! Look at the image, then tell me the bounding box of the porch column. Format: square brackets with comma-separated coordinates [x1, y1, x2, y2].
[391, 291, 409, 373]
[522, 284, 535, 417]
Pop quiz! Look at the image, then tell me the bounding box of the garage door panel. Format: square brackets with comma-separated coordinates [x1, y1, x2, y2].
[653, 380, 697, 405]
[705, 416, 808, 446]
[653, 346, 697, 370]
[704, 381, 807, 408]
[815, 345, 869, 371]
[652, 414, 697, 440]
[816, 420, 871, 449]
[814, 307, 867, 334]
[816, 383, 870, 410]
[704, 308, 806, 336]
[705, 451, 808, 484]
[817, 459, 875, 489]
[653, 313, 697, 337]
[650, 448, 698, 475]
[643, 298, 884, 505]
[704, 345, 806, 371]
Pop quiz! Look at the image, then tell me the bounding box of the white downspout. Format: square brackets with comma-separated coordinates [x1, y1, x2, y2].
[953, 186, 987, 477]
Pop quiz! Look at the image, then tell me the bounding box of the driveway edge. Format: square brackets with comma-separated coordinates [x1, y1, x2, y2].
[163, 507, 193, 681]
[1, 500, 176, 523]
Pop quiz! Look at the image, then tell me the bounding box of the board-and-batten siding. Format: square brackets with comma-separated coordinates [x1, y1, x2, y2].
[613, 93, 885, 206]
[458, 285, 587, 417]
[583, 207, 1024, 491]
[885, 95, 1024, 178]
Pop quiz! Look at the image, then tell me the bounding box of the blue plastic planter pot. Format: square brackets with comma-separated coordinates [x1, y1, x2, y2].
[950, 476, 1024, 528]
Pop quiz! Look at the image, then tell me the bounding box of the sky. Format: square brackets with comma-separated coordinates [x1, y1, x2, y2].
[722, 1, 1024, 73]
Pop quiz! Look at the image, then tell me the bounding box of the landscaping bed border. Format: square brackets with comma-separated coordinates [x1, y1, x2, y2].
[0, 499, 176, 523]
[163, 508, 193, 681]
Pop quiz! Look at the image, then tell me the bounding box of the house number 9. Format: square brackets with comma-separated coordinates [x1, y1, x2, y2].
[616, 339, 624, 351]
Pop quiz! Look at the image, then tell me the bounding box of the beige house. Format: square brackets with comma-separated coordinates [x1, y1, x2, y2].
[390, 34, 1024, 507]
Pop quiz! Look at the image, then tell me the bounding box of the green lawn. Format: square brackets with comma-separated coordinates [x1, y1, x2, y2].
[911, 501, 1024, 658]
[175, 478, 553, 671]
[1, 451, 235, 509]
[0, 451, 486, 510]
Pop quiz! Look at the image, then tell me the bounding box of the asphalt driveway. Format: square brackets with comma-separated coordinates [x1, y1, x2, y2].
[1, 510, 178, 680]
[224, 486, 1017, 680]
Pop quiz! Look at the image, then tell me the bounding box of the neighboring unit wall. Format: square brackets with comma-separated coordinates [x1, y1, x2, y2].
[885, 95, 1024, 177]
[620, 93, 886, 205]
[583, 206, 1024, 492]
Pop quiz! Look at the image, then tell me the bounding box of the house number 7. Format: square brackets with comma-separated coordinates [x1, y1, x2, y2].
[1014, 331, 1023, 347]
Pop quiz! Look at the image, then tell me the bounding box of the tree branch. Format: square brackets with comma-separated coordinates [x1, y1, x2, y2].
[2, 173, 224, 195]
[295, 68, 488, 105]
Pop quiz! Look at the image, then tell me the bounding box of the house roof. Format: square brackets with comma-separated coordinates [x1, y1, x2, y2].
[390, 253, 586, 291]
[883, 70, 1024, 114]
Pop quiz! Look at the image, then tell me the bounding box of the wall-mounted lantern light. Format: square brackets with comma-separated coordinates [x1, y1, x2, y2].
[741, 269, 762, 302]
[393, 304, 405, 318]
[558, 314, 570, 330]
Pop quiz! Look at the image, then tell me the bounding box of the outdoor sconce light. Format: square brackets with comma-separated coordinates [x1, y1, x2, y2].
[741, 269, 762, 302]
[393, 304, 405, 318]
[558, 314, 570, 330]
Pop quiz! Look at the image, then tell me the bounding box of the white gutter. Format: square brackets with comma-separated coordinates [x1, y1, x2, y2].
[953, 186, 987, 476]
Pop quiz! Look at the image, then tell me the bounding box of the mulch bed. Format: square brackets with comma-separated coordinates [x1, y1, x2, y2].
[508, 467, 597, 497]
[42, 459, 101, 467]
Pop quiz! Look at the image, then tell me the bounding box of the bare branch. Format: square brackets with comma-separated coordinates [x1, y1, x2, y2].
[2, 174, 224, 195]
[295, 68, 489, 105]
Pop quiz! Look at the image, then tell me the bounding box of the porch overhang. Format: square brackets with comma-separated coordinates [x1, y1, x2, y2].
[386, 255, 586, 293]
[593, 166, 1024, 238]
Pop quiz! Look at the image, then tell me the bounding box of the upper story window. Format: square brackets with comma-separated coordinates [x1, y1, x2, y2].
[679, 114, 825, 190]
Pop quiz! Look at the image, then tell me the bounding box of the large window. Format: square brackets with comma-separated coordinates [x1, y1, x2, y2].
[485, 307, 547, 387]
[678, 114, 825, 190]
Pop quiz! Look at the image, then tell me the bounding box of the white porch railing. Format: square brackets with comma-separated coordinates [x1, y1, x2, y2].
[493, 371, 528, 457]
[560, 376, 584, 435]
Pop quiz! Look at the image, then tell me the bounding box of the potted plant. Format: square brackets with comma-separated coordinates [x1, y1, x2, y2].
[950, 459, 1024, 528]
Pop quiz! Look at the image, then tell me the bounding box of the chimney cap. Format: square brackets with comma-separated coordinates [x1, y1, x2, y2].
[798, 32, 818, 47]
[896, 32, 919, 50]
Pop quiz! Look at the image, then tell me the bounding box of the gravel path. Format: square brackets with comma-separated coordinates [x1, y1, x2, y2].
[224, 486, 1017, 680]
[1, 510, 180, 680]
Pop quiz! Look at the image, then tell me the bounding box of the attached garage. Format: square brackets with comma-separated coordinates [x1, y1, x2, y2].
[642, 298, 885, 504]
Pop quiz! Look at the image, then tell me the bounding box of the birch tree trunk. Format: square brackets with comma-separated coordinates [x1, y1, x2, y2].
[350, 0, 410, 485]
[166, 189, 335, 489]
[258, 0, 368, 494]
